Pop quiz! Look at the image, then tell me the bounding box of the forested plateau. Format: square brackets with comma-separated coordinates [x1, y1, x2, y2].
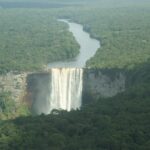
[0, 0, 150, 149]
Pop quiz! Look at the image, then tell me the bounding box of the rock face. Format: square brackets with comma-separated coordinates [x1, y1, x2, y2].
[82, 69, 126, 103]
[0, 72, 27, 104]
[0, 69, 126, 113]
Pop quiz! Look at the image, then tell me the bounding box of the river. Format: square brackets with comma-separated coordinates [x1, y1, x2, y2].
[48, 19, 100, 68]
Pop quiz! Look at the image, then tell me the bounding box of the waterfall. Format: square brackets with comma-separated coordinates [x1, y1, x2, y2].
[49, 68, 83, 113]
[30, 19, 100, 115]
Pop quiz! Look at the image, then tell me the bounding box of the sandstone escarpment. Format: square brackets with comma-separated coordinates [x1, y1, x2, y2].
[0, 72, 28, 104]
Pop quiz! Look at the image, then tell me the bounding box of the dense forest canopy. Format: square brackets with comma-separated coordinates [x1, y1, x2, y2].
[0, 9, 80, 73]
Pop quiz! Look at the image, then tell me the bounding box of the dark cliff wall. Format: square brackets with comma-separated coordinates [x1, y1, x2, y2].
[82, 69, 126, 104]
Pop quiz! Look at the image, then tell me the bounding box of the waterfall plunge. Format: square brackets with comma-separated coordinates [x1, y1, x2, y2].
[48, 68, 83, 113]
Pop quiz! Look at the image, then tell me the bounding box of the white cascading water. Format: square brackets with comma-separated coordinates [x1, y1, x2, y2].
[49, 68, 83, 113]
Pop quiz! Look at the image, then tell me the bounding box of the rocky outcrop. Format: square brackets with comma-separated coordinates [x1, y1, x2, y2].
[0, 72, 28, 104]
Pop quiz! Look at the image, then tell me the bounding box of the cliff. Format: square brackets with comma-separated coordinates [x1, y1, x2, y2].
[82, 69, 126, 103]
[0, 72, 28, 104]
[0, 68, 126, 114]
[26, 68, 126, 114]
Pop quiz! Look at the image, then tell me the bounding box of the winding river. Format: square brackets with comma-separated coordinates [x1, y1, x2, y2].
[48, 19, 100, 68]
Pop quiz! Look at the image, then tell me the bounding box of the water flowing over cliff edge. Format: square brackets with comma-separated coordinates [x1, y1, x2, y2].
[49, 68, 83, 113]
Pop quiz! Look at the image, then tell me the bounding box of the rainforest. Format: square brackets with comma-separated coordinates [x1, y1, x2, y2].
[0, 0, 150, 149]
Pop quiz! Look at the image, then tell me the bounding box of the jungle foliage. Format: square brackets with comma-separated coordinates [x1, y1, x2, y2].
[0, 91, 30, 120]
[0, 9, 79, 74]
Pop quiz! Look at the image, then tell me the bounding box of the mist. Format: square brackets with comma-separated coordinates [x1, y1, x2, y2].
[0, 0, 150, 9]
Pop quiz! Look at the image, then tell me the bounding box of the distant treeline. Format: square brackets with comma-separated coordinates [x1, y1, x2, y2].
[0, 2, 72, 9]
